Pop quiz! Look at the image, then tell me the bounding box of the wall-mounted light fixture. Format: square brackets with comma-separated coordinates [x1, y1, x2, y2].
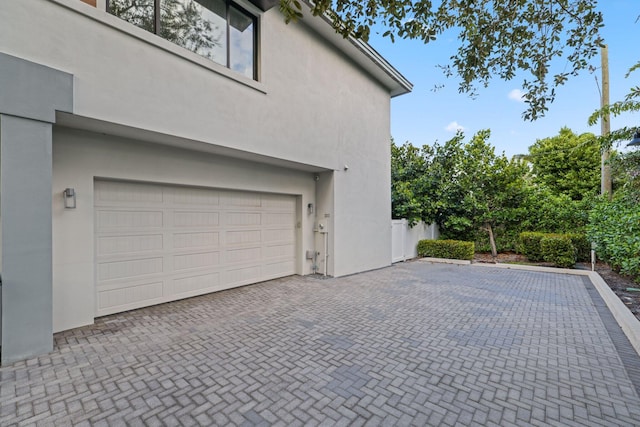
[307, 203, 314, 215]
[63, 188, 76, 209]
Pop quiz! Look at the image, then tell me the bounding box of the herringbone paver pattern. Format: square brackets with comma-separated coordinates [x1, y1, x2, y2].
[2, 261, 640, 426]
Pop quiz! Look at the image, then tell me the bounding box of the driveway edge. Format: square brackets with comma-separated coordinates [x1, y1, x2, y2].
[419, 257, 472, 265]
[471, 262, 640, 356]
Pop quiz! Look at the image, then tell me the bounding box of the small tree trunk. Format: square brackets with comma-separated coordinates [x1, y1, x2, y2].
[487, 223, 498, 260]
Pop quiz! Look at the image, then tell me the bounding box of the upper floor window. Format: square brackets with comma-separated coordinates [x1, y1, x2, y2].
[107, 0, 256, 79]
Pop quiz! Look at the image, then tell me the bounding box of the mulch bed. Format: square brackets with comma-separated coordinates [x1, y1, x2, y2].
[474, 252, 640, 322]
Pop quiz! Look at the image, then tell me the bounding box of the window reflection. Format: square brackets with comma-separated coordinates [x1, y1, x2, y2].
[108, 0, 256, 79]
[107, 0, 155, 33]
[160, 0, 227, 66]
[229, 5, 254, 79]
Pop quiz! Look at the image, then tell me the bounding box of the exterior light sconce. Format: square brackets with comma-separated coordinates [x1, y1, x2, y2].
[628, 129, 640, 147]
[63, 188, 76, 209]
[307, 203, 314, 215]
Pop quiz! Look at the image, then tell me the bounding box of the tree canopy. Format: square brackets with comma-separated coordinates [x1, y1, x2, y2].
[527, 127, 600, 200]
[282, 0, 604, 120]
[391, 131, 532, 255]
[391, 129, 596, 254]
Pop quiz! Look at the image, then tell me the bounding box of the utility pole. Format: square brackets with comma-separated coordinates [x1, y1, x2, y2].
[601, 45, 612, 197]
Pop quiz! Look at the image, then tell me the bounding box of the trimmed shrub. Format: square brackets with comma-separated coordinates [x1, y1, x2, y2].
[475, 229, 520, 254]
[567, 233, 590, 263]
[540, 234, 576, 268]
[519, 232, 546, 262]
[588, 195, 640, 281]
[417, 239, 474, 260]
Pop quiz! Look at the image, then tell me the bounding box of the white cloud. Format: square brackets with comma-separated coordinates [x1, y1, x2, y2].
[508, 89, 525, 102]
[445, 121, 464, 132]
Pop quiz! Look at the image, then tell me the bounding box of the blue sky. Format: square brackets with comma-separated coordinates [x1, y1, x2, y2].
[368, 0, 638, 158]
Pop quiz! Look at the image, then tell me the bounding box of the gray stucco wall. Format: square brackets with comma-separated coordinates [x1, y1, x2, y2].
[0, 0, 396, 277]
[0, 53, 72, 364]
[0, 0, 403, 351]
[1, 115, 54, 364]
[52, 127, 317, 333]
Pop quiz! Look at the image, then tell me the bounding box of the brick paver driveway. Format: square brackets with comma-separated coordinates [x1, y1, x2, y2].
[2, 261, 640, 426]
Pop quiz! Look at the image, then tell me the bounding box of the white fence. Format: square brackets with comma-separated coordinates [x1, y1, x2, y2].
[391, 220, 439, 263]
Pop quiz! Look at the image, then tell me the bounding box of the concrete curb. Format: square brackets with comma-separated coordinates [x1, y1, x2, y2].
[587, 270, 640, 357]
[419, 257, 472, 265]
[472, 262, 640, 357]
[472, 261, 590, 275]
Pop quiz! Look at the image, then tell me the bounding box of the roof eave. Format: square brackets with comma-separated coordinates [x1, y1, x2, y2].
[297, 2, 413, 97]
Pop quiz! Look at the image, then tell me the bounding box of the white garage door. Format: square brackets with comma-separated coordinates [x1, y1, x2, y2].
[94, 180, 297, 316]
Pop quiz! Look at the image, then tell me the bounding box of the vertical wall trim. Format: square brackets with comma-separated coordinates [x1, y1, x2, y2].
[1, 115, 54, 364]
[0, 53, 73, 364]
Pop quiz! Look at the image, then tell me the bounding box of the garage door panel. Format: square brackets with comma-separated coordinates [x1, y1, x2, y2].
[264, 244, 295, 259]
[97, 234, 164, 256]
[97, 281, 164, 311]
[262, 195, 296, 210]
[264, 228, 294, 243]
[171, 187, 220, 206]
[225, 212, 261, 226]
[173, 251, 220, 270]
[225, 247, 262, 264]
[225, 192, 262, 207]
[98, 257, 164, 281]
[173, 231, 219, 249]
[96, 180, 296, 317]
[264, 212, 294, 226]
[171, 272, 221, 295]
[174, 211, 220, 227]
[264, 260, 295, 277]
[226, 230, 261, 246]
[97, 210, 164, 230]
[95, 181, 164, 205]
[224, 265, 263, 286]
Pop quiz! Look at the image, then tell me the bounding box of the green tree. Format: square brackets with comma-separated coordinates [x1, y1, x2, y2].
[520, 187, 592, 233]
[588, 192, 640, 281]
[527, 127, 600, 200]
[587, 149, 640, 281]
[391, 139, 428, 224]
[610, 150, 640, 201]
[436, 130, 530, 257]
[282, 0, 604, 120]
[391, 131, 530, 257]
[584, 42, 640, 280]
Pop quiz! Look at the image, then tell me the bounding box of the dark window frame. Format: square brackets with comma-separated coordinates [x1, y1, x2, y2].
[106, 0, 258, 80]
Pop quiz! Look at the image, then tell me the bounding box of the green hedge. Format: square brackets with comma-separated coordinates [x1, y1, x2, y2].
[567, 233, 590, 263]
[520, 231, 586, 268]
[519, 232, 546, 262]
[588, 196, 640, 281]
[474, 229, 520, 254]
[417, 239, 474, 261]
[540, 234, 576, 268]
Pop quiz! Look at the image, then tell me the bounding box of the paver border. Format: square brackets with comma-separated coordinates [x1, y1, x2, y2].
[418, 257, 640, 395]
[460, 260, 640, 356]
[420, 257, 472, 265]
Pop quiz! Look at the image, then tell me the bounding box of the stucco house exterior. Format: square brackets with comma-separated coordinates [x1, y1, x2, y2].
[0, 0, 411, 364]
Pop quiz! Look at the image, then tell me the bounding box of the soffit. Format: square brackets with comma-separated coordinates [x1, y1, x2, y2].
[55, 112, 330, 173]
[297, 2, 413, 97]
